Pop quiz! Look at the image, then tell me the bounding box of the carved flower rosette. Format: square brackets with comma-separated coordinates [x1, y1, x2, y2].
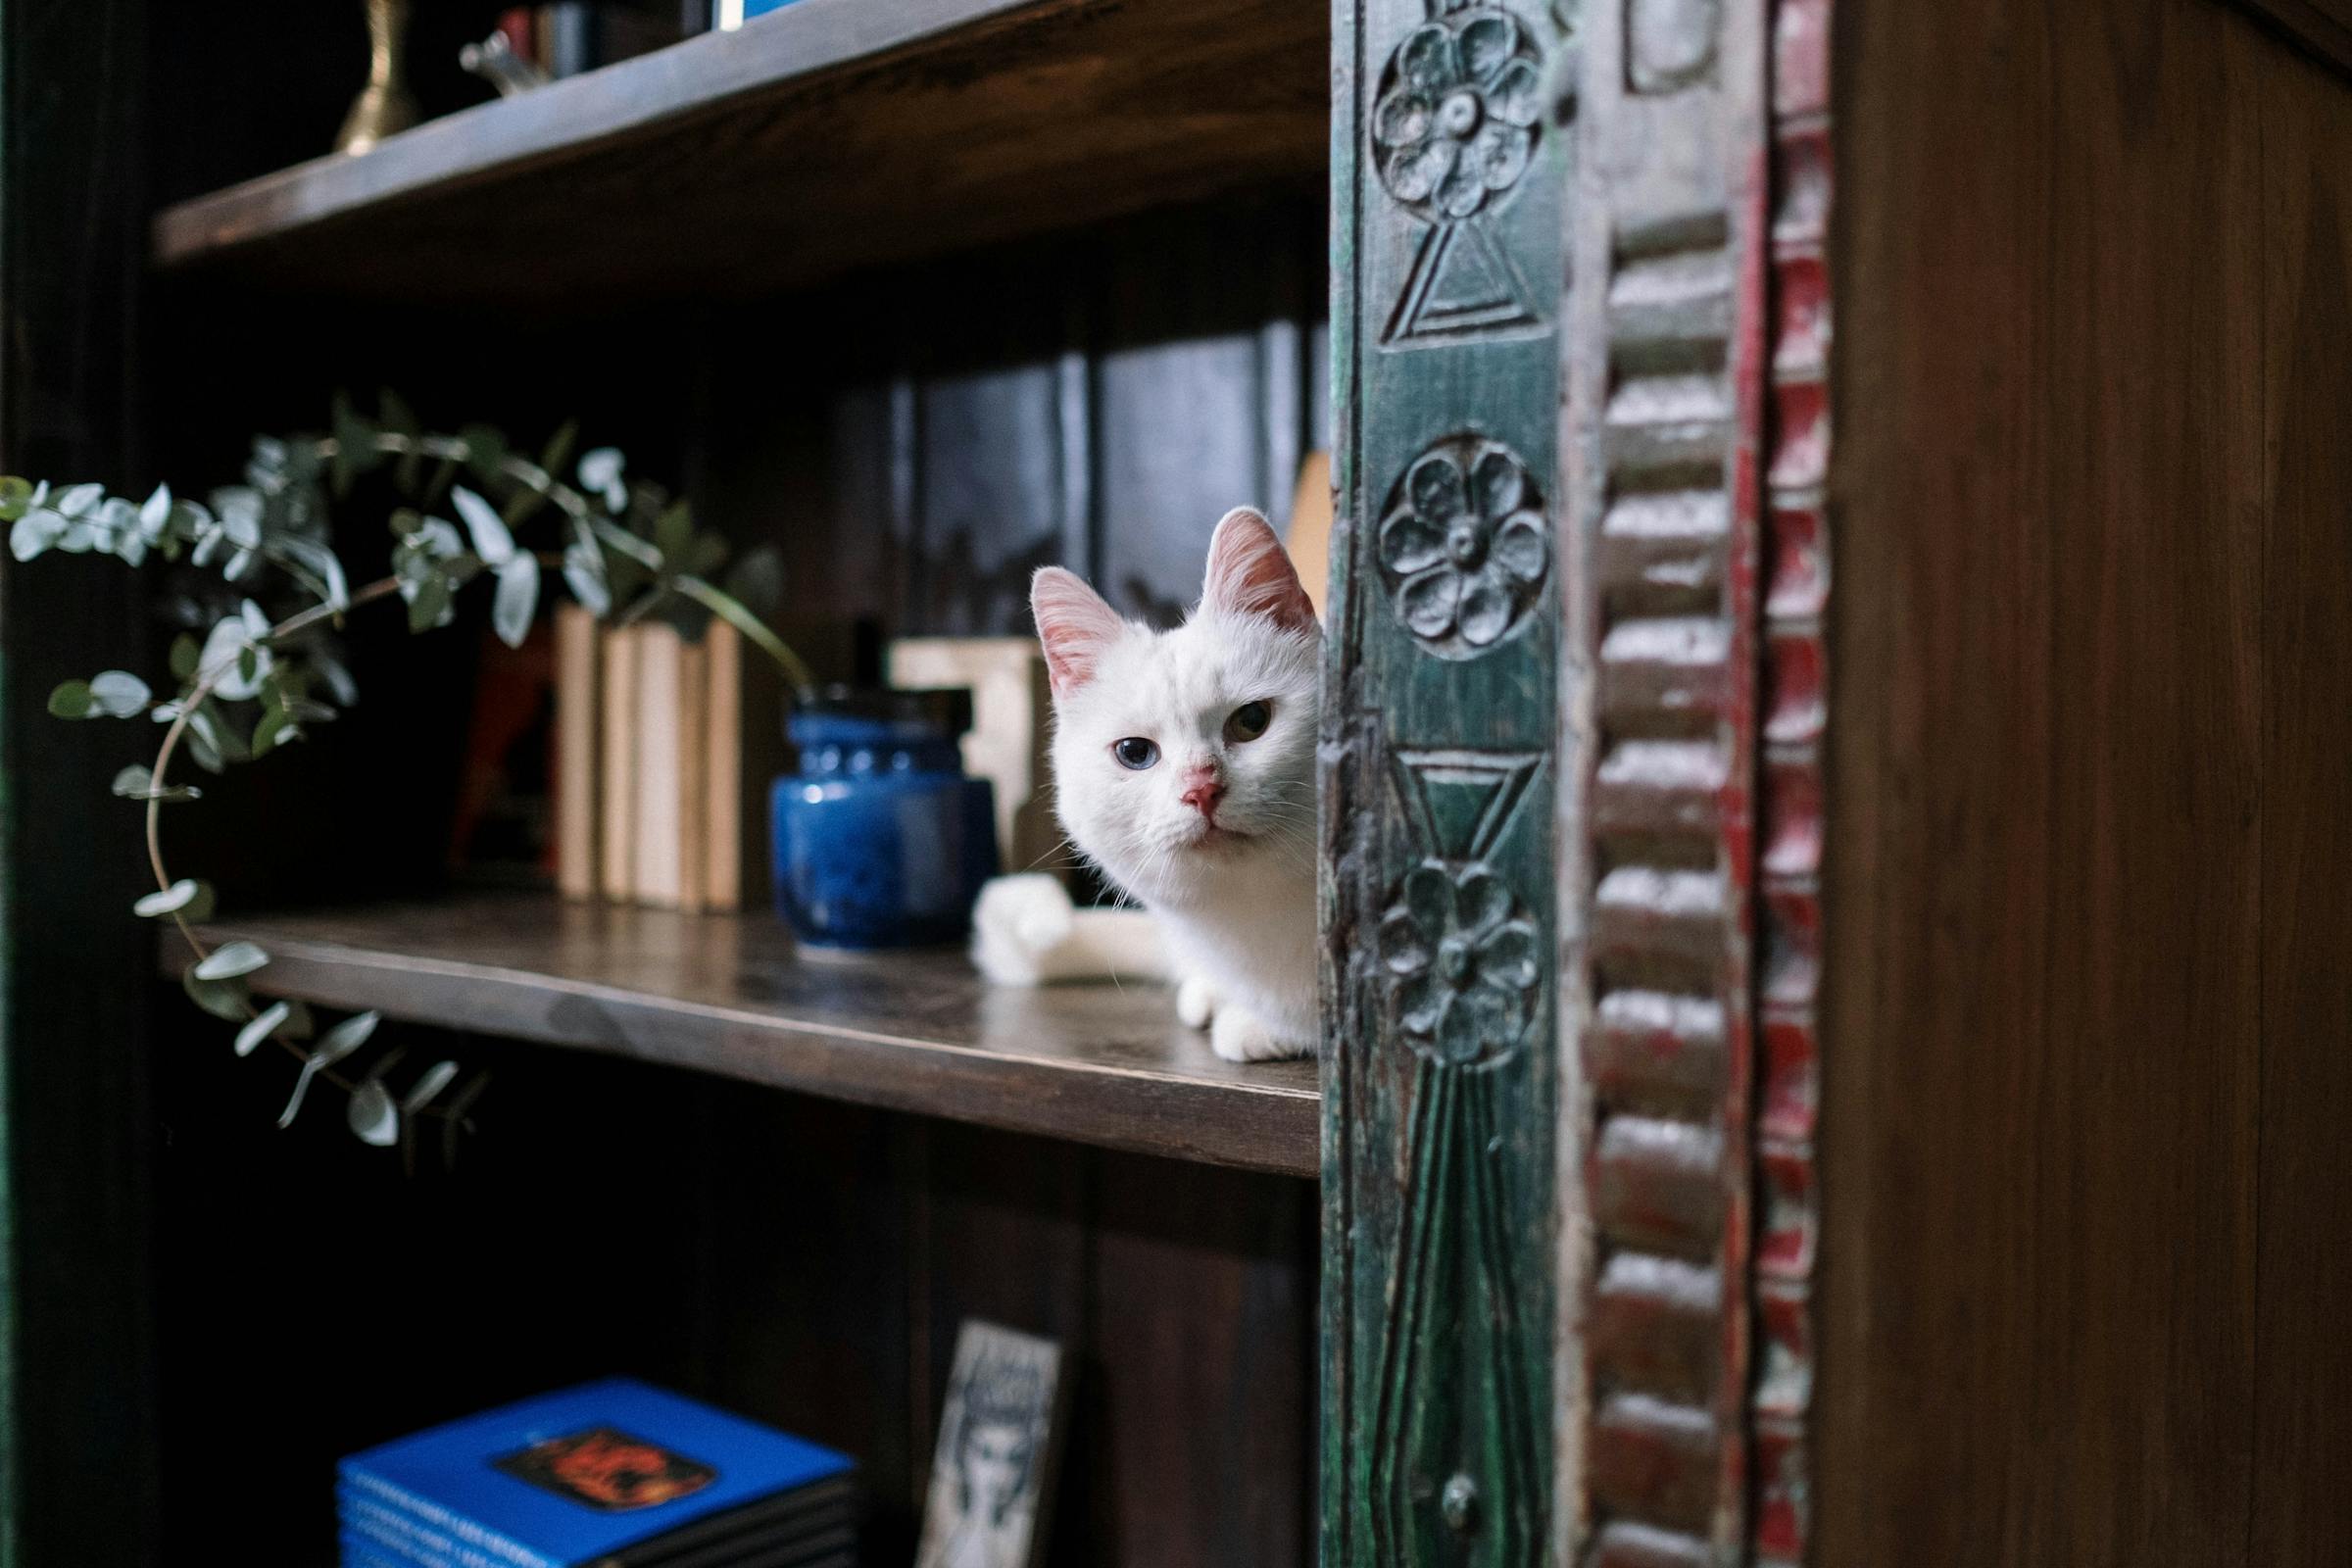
[1379, 436, 1548, 659]
[1372, 9, 1545, 220]
[1380, 861, 1542, 1066]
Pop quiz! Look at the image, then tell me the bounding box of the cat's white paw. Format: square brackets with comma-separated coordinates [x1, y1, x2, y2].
[1175, 976, 1217, 1030]
[1210, 1005, 1311, 1063]
[969, 874, 1075, 986]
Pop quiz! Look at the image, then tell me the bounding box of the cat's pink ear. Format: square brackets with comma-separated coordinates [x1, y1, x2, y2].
[1031, 566, 1125, 700]
[1201, 508, 1318, 636]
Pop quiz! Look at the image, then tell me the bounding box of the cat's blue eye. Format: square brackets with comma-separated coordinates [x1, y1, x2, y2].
[1112, 737, 1160, 770]
[1225, 701, 1273, 743]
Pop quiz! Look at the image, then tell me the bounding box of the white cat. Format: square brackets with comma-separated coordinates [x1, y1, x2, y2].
[970, 508, 1319, 1063]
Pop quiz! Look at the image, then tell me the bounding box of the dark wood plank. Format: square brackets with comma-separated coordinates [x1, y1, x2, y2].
[2252, 43, 2352, 1568]
[669, 1093, 922, 1557]
[1821, 0, 2266, 1561]
[177, 895, 1318, 1176]
[911, 1126, 1092, 1560]
[2230, 0, 2352, 79]
[1084, 1153, 1312, 1567]
[0, 1, 162, 1561]
[151, 0, 1328, 303]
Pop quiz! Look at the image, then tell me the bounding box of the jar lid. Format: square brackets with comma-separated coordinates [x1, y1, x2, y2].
[792, 683, 973, 737]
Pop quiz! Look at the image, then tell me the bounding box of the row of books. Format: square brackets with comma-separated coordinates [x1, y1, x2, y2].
[553, 608, 782, 912]
[488, 0, 794, 80]
[341, 1378, 857, 1568]
[490, 7, 690, 79]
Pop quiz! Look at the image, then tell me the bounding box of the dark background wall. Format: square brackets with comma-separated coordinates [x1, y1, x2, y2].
[3, 2, 1331, 1564]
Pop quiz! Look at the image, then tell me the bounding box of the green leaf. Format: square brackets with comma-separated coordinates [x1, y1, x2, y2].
[653, 500, 694, 571]
[192, 940, 269, 981]
[169, 634, 201, 682]
[346, 1079, 400, 1148]
[504, 482, 548, 529]
[406, 572, 452, 634]
[0, 475, 32, 521]
[113, 761, 203, 804]
[196, 613, 269, 703]
[682, 531, 728, 578]
[250, 707, 301, 759]
[273, 536, 349, 611]
[578, 447, 627, 509]
[451, 486, 514, 565]
[47, 680, 94, 719]
[180, 700, 250, 774]
[563, 539, 611, 616]
[53, 483, 103, 518]
[330, 391, 382, 498]
[312, 646, 360, 708]
[88, 669, 151, 717]
[316, 1009, 381, 1060]
[138, 483, 172, 539]
[134, 878, 216, 920]
[724, 546, 786, 618]
[402, 1059, 461, 1113]
[459, 424, 509, 485]
[234, 1000, 293, 1058]
[589, 514, 663, 571]
[493, 553, 540, 649]
[11, 509, 64, 562]
[278, 1009, 378, 1129]
[540, 420, 580, 487]
[216, 489, 263, 551]
[675, 576, 813, 691]
[379, 388, 419, 437]
[182, 969, 250, 1022]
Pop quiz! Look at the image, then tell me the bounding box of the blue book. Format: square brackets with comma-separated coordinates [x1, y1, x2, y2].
[339, 1378, 855, 1568]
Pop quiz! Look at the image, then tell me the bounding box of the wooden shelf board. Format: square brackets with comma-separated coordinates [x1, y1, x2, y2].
[176, 894, 1319, 1178]
[150, 0, 1328, 301]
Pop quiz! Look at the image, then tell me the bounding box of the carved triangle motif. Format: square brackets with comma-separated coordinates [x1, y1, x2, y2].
[1384, 220, 1544, 349]
[1393, 748, 1543, 862]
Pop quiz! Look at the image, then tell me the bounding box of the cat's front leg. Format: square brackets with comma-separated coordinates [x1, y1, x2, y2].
[1175, 975, 1218, 1030]
[1209, 1003, 1310, 1063]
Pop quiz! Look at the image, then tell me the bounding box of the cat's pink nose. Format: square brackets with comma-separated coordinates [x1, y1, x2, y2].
[1180, 766, 1226, 820]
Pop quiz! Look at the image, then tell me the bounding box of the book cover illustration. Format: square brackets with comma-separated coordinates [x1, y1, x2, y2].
[342, 1376, 851, 1565]
[494, 1425, 716, 1512]
[915, 1322, 1066, 1568]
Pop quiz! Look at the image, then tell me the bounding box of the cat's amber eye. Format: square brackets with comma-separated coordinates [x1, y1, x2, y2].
[1226, 701, 1273, 743]
[1112, 737, 1160, 770]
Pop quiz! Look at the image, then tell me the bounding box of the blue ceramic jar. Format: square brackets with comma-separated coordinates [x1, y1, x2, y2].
[770, 687, 999, 949]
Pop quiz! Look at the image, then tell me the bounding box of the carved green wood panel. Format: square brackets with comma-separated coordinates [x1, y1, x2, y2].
[1321, 2, 1575, 1564]
[1327, 1, 1809, 1564]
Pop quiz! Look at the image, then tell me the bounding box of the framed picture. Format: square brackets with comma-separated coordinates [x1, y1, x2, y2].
[915, 1321, 1066, 1568]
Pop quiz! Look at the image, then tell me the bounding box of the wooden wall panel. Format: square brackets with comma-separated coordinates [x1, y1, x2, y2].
[1824, 0, 2292, 1561]
[700, 189, 1328, 643]
[2231, 0, 2352, 78]
[2252, 43, 2352, 1568]
[1085, 1155, 1314, 1568]
[0, 2, 160, 1563]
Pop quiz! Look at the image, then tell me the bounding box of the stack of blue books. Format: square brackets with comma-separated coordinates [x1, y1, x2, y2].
[339, 1377, 858, 1568]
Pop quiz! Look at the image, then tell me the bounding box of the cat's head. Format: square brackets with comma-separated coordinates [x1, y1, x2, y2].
[1030, 509, 1320, 908]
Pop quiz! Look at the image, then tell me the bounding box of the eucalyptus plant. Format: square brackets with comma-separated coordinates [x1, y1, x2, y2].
[2, 393, 810, 1159]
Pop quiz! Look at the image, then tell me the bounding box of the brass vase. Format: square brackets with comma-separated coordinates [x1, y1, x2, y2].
[336, 0, 420, 155]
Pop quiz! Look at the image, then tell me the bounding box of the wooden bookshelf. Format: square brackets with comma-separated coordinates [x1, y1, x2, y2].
[174, 893, 1319, 1178]
[150, 0, 1328, 300]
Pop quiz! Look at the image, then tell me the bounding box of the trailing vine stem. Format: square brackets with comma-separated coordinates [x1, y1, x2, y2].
[9, 401, 811, 1151]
